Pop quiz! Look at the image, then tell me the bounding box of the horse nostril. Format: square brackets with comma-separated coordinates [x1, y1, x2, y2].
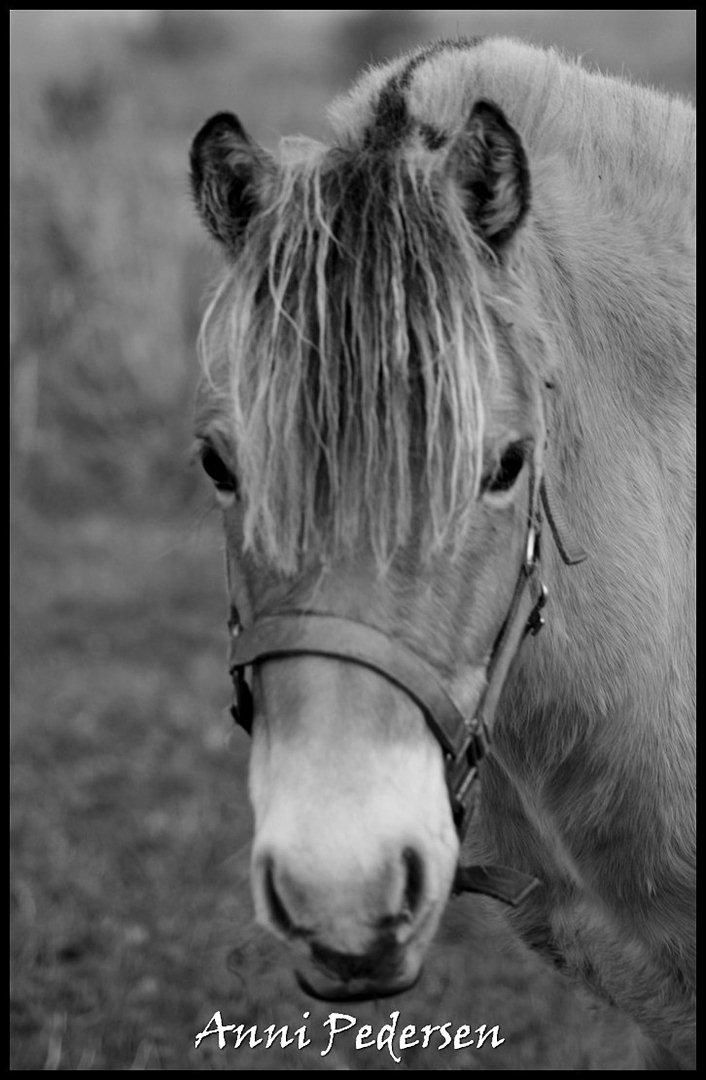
[401, 846, 425, 918]
[262, 855, 298, 937]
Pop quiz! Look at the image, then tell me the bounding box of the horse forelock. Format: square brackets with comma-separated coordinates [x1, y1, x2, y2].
[198, 135, 540, 574]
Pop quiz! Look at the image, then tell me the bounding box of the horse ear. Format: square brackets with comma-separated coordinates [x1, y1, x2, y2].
[450, 99, 530, 248]
[190, 112, 271, 250]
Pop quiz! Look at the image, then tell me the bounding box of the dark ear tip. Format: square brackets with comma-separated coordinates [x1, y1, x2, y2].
[456, 97, 530, 249]
[190, 111, 263, 249]
[190, 112, 251, 189]
[191, 111, 247, 158]
[469, 98, 514, 134]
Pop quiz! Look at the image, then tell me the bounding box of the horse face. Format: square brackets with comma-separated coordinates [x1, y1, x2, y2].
[192, 95, 539, 997]
[202, 369, 537, 999]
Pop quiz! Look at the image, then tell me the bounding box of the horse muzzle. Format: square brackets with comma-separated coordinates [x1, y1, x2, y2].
[256, 868, 439, 1002]
[295, 940, 423, 1002]
[250, 765, 456, 999]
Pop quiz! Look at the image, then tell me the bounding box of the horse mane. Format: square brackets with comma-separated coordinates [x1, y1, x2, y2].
[330, 37, 694, 215]
[198, 135, 540, 573]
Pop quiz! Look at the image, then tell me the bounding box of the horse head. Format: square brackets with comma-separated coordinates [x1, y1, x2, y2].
[190, 95, 556, 1000]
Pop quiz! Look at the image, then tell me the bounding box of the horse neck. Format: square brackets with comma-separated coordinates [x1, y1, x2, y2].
[500, 203, 693, 780]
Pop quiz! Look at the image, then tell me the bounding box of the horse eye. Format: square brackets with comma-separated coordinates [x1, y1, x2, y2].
[481, 442, 527, 495]
[200, 445, 237, 493]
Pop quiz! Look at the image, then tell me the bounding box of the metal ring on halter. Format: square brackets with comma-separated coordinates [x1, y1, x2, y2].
[524, 522, 539, 575]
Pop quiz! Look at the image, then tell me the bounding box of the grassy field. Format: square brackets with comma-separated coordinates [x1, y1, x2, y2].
[10, 11, 694, 1070]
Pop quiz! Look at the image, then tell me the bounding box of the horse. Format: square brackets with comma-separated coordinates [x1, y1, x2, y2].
[189, 37, 695, 1068]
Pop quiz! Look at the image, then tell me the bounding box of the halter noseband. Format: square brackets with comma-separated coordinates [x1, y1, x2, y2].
[226, 471, 586, 907]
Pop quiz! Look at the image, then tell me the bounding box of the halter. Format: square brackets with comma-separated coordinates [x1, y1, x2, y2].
[226, 469, 586, 907]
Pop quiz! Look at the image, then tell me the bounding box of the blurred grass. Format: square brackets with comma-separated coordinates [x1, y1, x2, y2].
[10, 10, 693, 1070]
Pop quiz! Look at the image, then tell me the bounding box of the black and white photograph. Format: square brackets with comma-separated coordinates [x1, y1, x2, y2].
[10, 10, 695, 1070]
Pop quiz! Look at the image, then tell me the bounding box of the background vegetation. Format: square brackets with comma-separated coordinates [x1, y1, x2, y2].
[10, 10, 694, 1070]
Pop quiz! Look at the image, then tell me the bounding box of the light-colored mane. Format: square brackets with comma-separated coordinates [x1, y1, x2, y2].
[331, 37, 694, 216]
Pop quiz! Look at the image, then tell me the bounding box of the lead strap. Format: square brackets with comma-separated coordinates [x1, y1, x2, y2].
[453, 864, 540, 906]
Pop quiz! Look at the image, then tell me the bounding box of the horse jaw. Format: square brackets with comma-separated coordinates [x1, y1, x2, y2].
[247, 654, 461, 998]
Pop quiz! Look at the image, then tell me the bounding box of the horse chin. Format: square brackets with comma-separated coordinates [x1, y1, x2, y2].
[295, 962, 422, 1003]
[289, 924, 430, 1003]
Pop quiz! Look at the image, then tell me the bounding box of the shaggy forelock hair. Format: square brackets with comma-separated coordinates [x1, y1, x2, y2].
[198, 136, 538, 573]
